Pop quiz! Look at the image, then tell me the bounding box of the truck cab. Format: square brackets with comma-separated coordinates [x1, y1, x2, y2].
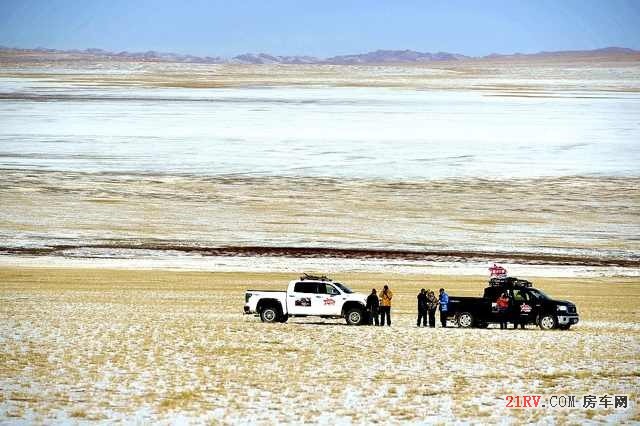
[286, 279, 356, 317]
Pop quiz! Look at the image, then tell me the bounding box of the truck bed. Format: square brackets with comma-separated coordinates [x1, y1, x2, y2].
[448, 296, 492, 312]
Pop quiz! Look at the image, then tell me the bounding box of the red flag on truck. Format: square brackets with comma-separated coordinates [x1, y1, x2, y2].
[489, 263, 507, 277]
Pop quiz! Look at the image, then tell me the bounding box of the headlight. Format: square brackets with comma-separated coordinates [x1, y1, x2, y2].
[557, 305, 567, 312]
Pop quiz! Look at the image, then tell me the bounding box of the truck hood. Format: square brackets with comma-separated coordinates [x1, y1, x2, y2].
[553, 300, 575, 307]
[352, 292, 368, 304]
[551, 300, 578, 314]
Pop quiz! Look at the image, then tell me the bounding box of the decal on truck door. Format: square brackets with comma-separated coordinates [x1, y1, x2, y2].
[295, 297, 311, 307]
[323, 298, 336, 305]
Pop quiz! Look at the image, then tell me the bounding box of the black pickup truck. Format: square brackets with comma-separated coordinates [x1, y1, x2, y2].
[447, 277, 579, 330]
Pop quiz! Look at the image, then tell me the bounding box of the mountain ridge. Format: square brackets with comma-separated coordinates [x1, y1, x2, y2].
[1, 46, 638, 64]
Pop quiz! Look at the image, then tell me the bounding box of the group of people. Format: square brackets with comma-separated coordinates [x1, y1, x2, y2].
[365, 285, 451, 327]
[365, 285, 393, 326]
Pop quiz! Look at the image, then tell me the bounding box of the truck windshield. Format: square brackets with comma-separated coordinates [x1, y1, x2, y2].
[529, 288, 549, 300]
[333, 282, 353, 294]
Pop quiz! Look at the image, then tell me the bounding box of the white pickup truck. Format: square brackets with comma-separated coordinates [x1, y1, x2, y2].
[244, 274, 369, 325]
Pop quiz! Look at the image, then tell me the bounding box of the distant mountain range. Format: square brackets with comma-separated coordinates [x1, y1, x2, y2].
[0, 46, 638, 64]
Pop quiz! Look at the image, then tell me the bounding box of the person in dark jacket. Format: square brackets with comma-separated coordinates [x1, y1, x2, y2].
[426, 289, 438, 328]
[366, 288, 379, 326]
[439, 288, 449, 327]
[417, 288, 428, 327]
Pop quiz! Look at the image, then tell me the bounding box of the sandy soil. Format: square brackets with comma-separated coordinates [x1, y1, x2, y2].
[1, 267, 638, 424]
[1, 54, 640, 93]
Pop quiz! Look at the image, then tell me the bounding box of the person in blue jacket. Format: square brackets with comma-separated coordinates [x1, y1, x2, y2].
[439, 288, 449, 327]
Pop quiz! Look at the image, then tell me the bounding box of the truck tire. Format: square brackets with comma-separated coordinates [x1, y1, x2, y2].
[278, 314, 289, 323]
[260, 306, 279, 323]
[457, 312, 474, 328]
[539, 314, 557, 330]
[345, 307, 365, 326]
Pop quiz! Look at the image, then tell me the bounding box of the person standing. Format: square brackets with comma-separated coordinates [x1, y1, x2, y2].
[366, 288, 379, 326]
[439, 288, 449, 327]
[417, 289, 428, 327]
[426, 289, 438, 328]
[496, 292, 510, 329]
[379, 284, 393, 326]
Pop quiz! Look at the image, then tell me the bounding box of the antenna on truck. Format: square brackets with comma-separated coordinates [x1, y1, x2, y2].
[300, 273, 331, 282]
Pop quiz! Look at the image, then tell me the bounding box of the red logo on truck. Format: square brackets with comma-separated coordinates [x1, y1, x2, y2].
[520, 304, 532, 313]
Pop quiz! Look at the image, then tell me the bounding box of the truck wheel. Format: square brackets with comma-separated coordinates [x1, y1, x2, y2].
[457, 312, 474, 328]
[345, 307, 365, 326]
[539, 314, 557, 330]
[278, 314, 289, 323]
[260, 306, 279, 323]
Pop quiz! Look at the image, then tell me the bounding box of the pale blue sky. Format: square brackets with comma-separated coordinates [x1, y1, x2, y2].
[1, 0, 639, 57]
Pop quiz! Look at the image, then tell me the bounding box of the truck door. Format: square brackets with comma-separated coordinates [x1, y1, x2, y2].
[485, 287, 504, 323]
[510, 288, 537, 324]
[316, 283, 342, 316]
[288, 281, 321, 315]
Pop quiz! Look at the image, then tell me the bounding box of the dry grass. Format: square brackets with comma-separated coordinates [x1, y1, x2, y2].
[0, 267, 638, 423]
[2, 174, 638, 261]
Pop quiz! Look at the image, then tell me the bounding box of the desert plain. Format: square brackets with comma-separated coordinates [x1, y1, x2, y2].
[1, 267, 638, 424]
[1, 51, 639, 424]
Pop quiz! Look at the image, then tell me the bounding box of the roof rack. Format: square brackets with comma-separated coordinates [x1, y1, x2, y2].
[300, 273, 332, 282]
[489, 276, 532, 288]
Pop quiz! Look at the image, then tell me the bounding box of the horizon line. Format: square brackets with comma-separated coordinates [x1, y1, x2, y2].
[1, 44, 639, 62]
